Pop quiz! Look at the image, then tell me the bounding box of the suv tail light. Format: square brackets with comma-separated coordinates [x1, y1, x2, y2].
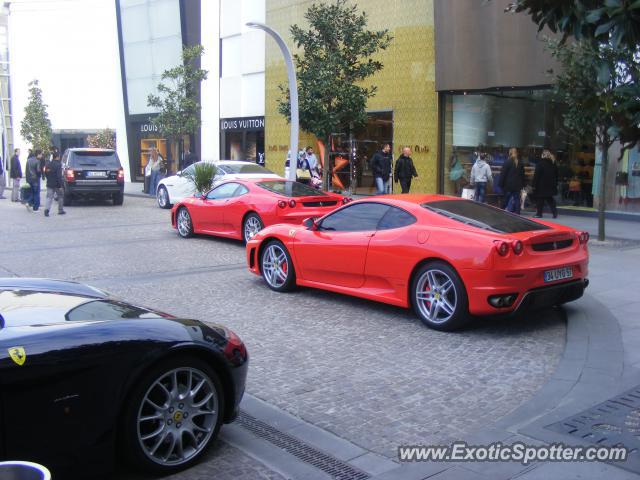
[65, 169, 75, 182]
[494, 241, 510, 257]
[578, 231, 590, 244]
[116, 168, 125, 183]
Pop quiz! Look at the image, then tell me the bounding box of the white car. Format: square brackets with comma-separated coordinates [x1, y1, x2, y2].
[155, 160, 281, 209]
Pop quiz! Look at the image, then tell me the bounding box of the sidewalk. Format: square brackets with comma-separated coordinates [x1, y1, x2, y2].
[123, 181, 152, 199]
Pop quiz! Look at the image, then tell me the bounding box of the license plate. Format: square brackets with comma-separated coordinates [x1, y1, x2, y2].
[544, 266, 573, 283]
[87, 171, 107, 177]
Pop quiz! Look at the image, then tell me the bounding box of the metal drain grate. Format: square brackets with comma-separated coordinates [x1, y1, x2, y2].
[547, 384, 640, 473]
[238, 411, 370, 480]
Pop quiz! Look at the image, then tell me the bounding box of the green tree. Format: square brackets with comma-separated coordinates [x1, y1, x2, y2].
[20, 80, 52, 153]
[547, 39, 639, 240]
[86, 128, 116, 149]
[278, 0, 392, 189]
[147, 45, 208, 166]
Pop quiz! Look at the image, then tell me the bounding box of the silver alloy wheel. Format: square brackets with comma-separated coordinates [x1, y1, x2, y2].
[157, 187, 169, 208]
[137, 367, 218, 467]
[244, 215, 263, 241]
[262, 244, 289, 288]
[415, 268, 457, 324]
[177, 209, 192, 237]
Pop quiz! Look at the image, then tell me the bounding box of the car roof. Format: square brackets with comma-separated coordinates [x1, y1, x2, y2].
[67, 148, 116, 153]
[0, 278, 108, 298]
[353, 194, 459, 206]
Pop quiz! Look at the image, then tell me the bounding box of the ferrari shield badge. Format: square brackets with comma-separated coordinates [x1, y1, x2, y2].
[8, 346, 26, 366]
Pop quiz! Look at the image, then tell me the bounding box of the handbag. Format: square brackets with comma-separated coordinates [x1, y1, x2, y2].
[461, 187, 475, 200]
[296, 168, 311, 180]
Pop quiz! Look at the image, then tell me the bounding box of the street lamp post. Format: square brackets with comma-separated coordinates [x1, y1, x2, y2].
[246, 22, 298, 181]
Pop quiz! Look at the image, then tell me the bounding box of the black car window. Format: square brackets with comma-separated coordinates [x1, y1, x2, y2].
[319, 203, 390, 232]
[377, 206, 417, 230]
[219, 163, 273, 175]
[70, 151, 120, 169]
[206, 182, 242, 200]
[423, 200, 550, 233]
[257, 180, 327, 197]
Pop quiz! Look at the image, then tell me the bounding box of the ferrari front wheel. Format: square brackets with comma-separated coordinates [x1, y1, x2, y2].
[122, 357, 224, 474]
[176, 207, 193, 238]
[412, 261, 469, 331]
[260, 240, 296, 292]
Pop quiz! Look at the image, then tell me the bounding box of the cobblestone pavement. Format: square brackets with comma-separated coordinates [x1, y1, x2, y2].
[0, 196, 566, 473]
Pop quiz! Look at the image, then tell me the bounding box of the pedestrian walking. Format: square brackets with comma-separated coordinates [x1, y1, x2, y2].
[147, 148, 163, 196]
[43, 152, 66, 217]
[182, 147, 198, 170]
[498, 147, 526, 214]
[532, 149, 558, 218]
[10, 148, 22, 202]
[0, 154, 6, 199]
[305, 146, 319, 174]
[394, 146, 418, 193]
[470, 151, 493, 203]
[25, 150, 43, 211]
[370, 143, 392, 195]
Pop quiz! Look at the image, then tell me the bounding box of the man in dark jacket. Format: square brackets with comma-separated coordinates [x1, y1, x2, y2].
[182, 148, 198, 170]
[532, 149, 558, 218]
[498, 147, 526, 214]
[394, 146, 418, 193]
[370, 143, 392, 195]
[43, 152, 65, 217]
[25, 150, 42, 211]
[10, 148, 22, 202]
[0, 154, 5, 199]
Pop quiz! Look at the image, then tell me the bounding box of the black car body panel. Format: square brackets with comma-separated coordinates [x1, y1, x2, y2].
[62, 148, 125, 197]
[0, 279, 247, 475]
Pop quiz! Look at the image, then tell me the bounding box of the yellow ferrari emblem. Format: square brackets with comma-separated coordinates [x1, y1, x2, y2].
[174, 411, 183, 422]
[8, 346, 26, 366]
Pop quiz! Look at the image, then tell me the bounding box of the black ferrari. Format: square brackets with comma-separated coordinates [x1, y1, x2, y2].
[0, 278, 248, 477]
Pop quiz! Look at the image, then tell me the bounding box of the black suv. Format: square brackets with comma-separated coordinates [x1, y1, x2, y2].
[62, 148, 125, 205]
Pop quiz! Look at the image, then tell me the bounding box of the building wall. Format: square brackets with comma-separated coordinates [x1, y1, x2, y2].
[9, 0, 128, 177]
[200, 0, 220, 161]
[265, 0, 438, 193]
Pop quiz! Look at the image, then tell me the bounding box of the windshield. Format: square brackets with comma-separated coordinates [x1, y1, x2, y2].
[423, 200, 550, 233]
[217, 163, 273, 175]
[71, 151, 120, 168]
[257, 180, 328, 197]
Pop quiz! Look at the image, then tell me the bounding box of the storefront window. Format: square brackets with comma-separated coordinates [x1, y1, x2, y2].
[441, 89, 595, 208]
[220, 117, 265, 162]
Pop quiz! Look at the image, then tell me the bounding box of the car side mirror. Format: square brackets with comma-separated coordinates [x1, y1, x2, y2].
[176, 170, 182, 176]
[303, 217, 319, 230]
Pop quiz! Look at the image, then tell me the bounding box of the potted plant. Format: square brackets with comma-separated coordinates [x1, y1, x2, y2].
[184, 162, 217, 196]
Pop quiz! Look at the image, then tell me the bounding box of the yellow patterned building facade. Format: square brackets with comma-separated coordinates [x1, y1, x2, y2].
[265, 0, 438, 194]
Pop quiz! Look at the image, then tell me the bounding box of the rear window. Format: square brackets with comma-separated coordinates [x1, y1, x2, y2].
[218, 163, 273, 175]
[257, 180, 327, 197]
[423, 200, 550, 233]
[70, 151, 120, 168]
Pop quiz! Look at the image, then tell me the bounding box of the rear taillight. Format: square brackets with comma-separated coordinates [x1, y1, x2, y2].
[116, 168, 125, 182]
[494, 240, 509, 257]
[578, 231, 590, 244]
[278, 200, 287, 208]
[512, 240, 523, 255]
[65, 169, 75, 182]
[289, 199, 296, 208]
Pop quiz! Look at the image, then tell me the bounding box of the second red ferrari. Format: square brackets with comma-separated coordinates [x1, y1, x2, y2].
[171, 179, 347, 243]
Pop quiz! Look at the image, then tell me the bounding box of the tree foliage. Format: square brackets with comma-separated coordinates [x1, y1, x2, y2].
[86, 128, 116, 149]
[278, 0, 392, 187]
[20, 80, 52, 153]
[147, 45, 208, 142]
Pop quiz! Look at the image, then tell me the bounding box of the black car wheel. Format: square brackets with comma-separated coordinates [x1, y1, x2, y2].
[260, 240, 296, 292]
[113, 192, 124, 206]
[122, 356, 224, 474]
[176, 207, 193, 238]
[243, 213, 263, 243]
[157, 186, 172, 209]
[63, 187, 73, 206]
[411, 261, 469, 331]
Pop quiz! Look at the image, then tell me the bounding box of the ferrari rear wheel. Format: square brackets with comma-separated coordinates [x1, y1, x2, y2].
[412, 261, 469, 331]
[176, 207, 193, 238]
[122, 357, 224, 474]
[261, 240, 296, 292]
[243, 213, 263, 243]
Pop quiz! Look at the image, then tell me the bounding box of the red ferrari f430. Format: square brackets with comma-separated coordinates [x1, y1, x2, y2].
[246, 195, 590, 330]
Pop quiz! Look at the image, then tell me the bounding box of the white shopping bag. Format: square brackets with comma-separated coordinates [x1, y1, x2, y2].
[461, 187, 475, 200]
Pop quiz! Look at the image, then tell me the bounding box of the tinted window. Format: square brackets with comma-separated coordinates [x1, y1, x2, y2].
[70, 151, 120, 168]
[206, 182, 242, 200]
[66, 300, 159, 321]
[218, 163, 273, 175]
[423, 200, 550, 233]
[378, 206, 417, 230]
[320, 203, 390, 232]
[257, 180, 327, 197]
